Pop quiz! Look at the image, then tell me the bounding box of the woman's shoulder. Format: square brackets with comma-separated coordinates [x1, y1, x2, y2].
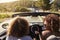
[42, 30, 51, 36]
[6, 35, 32, 40]
[42, 30, 52, 40]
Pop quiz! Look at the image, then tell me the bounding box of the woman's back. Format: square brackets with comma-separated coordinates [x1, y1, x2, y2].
[6, 16, 32, 40]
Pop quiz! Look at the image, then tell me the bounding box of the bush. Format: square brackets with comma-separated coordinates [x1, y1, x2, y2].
[15, 7, 31, 12]
[0, 14, 10, 19]
[20, 8, 31, 12]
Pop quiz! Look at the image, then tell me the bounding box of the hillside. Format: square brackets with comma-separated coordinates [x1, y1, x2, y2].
[0, 0, 33, 12]
[0, 1, 20, 9]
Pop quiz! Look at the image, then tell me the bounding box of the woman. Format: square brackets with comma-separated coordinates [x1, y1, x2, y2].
[6, 16, 32, 40]
[42, 14, 60, 40]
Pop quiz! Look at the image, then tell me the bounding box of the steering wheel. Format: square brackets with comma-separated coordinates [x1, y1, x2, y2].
[29, 24, 42, 38]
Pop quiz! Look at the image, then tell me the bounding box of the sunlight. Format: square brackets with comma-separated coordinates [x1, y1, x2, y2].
[0, 0, 18, 3]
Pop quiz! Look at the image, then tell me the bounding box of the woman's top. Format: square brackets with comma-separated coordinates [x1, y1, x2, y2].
[6, 35, 32, 40]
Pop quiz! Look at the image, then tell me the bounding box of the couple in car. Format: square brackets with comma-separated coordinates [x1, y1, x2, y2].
[6, 14, 60, 40]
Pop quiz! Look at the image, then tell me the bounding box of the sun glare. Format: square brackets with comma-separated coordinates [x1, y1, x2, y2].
[0, 0, 18, 3]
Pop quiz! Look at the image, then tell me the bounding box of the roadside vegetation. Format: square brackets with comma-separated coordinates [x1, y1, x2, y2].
[0, 0, 60, 12]
[0, 12, 12, 22]
[0, 0, 60, 22]
[0, 14, 10, 19]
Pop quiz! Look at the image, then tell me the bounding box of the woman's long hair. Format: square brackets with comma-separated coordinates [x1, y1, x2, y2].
[7, 16, 29, 38]
[44, 14, 59, 32]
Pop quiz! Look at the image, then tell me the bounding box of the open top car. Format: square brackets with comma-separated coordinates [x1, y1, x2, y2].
[0, 12, 60, 40]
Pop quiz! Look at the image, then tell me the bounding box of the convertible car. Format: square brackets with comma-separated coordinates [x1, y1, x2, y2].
[0, 12, 60, 40]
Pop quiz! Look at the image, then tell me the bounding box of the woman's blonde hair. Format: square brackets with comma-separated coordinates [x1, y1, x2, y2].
[7, 16, 29, 37]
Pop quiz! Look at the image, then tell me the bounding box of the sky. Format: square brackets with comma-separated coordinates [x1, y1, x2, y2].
[50, 0, 54, 4]
[0, 0, 54, 3]
[0, 0, 18, 3]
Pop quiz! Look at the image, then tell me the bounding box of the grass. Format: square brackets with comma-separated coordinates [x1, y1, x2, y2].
[0, 12, 14, 22]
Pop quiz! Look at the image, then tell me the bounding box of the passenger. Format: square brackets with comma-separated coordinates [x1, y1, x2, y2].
[6, 16, 32, 40]
[42, 14, 60, 40]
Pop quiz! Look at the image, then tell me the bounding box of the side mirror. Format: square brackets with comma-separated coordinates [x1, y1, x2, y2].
[2, 23, 8, 29]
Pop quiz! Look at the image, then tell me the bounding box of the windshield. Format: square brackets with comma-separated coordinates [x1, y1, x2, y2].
[20, 16, 43, 22]
[20, 16, 44, 25]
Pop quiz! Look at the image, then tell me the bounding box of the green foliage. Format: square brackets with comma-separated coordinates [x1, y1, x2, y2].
[19, 0, 33, 7]
[35, 0, 51, 10]
[14, 6, 21, 12]
[42, 0, 51, 10]
[35, 0, 43, 8]
[0, 6, 7, 12]
[50, 4, 58, 11]
[0, 0, 59, 12]
[0, 14, 10, 19]
[20, 7, 31, 12]
[50, 0, 58, 11]
[14, 6, 30, 12]
[0, 0, 32, 12]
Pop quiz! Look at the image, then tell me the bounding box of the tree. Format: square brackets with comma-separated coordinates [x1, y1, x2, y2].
[35, 0, 43, 8]
[19, 0, 32, 7]
[42, 0, 51, 10]
[14, 6, 21, 12]
[14, 7, 31, 12]
[0, 6, 7, 12]
[50, 0, 58, 11]
[19, 7, 31, 12]
[35, 0, 51, 10]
